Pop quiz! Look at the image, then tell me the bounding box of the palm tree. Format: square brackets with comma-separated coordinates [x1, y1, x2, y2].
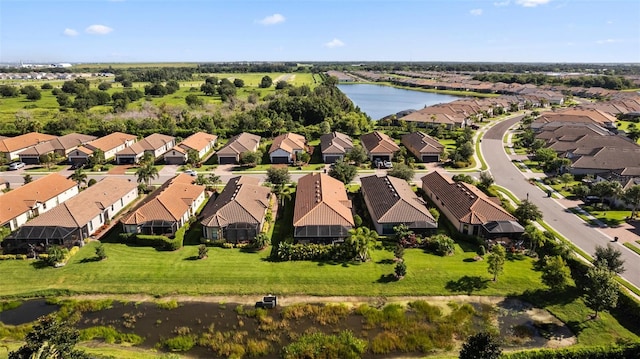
[69, 168, 87, 188]
[135, 162, 159, 188]
[346, 227, 379, 262]
[273, 184, 292, 206]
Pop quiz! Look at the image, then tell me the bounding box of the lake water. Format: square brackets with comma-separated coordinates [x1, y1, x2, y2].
[338, 84, 461, 120]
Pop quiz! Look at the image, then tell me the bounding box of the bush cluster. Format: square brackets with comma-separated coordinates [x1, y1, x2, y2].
[274, 242, 354, 262]
[119, 227, 186, 251]
[0, 254, 27, 260]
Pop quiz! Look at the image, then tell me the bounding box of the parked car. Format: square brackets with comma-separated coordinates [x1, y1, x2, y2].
[383, 160, 393, 169]
[8, 161, 25, 170]
[184, 169, 197, 176]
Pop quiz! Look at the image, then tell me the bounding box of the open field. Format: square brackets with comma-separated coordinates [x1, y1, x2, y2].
[0, 73, 316, 124]
[0, 241, 543, 298]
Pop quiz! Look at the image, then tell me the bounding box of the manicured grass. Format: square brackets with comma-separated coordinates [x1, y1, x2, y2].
[23, 165, 66, 173]
[579, 207, 632, 227]
[0, 240, 543, 298]
[522, 159, 544, 173]
[623, 242, 640, 256]
[438, 139, 457, 151]
[549, 181, 580, 198]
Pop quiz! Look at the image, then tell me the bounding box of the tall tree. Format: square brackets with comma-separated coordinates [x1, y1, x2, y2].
[540, 255, 572, 291]
[487, 244, 506, 281]
[259, 75, 273, 88]
[387, 162, 415, 182]
[559, 173, 574, 190]
[328, 159, 357, 184]
[267, 166, 291, 187]
[583, 263, 619, 319]
[459, 332, 502, 359]
[624, 185, 640, 218]
[135, 162, 159, 188]
[9, 315, 90, 359]
[514, 199, 543, 224]
[346, 145, 367, 166]
[593, 244, 626, 274]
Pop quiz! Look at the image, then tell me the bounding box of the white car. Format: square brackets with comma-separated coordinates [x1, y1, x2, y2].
[184, 169, 197, 176]
[8, 161, 26, 170]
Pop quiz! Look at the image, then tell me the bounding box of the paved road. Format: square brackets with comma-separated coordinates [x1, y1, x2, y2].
[481, 115, 640, 289]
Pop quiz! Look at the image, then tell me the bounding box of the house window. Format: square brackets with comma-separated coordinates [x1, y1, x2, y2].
[210, 228, 219, 240]
[88, 221, 93, 232]
[121, 198, 124, 206]
[42, 203, 47, 210]
[462, 224, 469, 234]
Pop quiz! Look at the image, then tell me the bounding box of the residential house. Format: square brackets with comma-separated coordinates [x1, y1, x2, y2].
[293, 173, 354, 243]
[215, 132, 261, 165]
[18, 133, 96, 164]
[0, 132, 57, 161]
[0, 173, 78, 231]
[67, 132, 137, 165]
[2, 177, 138, 254]
[531, 108, 618, 131]
[115, 133, 175, 164]
[320, 132, 353, 163]
[269, 133, 307, 164]
[200, 176, 272, 243]
[569, 147, 640, 175]
[121, 174, 205, 235]
[401, 131, 445, 162]
[421, 171, 524, 238]
[360, 174, 437, 235]
[360, 131, 400, 162]
[164, 132, 218, 165]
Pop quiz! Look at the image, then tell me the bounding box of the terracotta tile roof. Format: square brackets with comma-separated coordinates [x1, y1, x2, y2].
[269, 133, 307, 154]
[86, 132, 137, 152]
[401, 132, 445, 156]
[320, 132, 353, 155]
[118, 133, 175, 156]
[360, 131, 400, 155]
[19, 133, 97, 157]
[121, 173, 204, 225]
[293, 173, 353, 227]
[534, 108, 617, 128]
[200, 176, 271, 228]
[360, 174, 436, 226]
[179, 132, 217, 152]
[217, 132, 261, 156]
[0, 132, 57, 153]
[0, 173, 77, 225]
[17, 177, 137, 228]
[421, 171, 517, 225]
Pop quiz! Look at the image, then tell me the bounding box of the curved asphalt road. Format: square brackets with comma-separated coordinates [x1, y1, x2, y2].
[482, 116, 640, 289]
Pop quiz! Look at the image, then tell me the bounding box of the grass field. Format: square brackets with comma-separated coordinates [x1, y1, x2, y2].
[0, 240, 543, 298]
[0, 73, 316, 124]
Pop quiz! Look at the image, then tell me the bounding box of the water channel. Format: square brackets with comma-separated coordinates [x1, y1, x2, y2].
[337, 83, 461, 120]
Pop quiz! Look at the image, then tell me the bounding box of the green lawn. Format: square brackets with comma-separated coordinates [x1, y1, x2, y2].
[624, 242, 640, 256]
[579, 206, 632, 227]
[0, 240, 543, 298]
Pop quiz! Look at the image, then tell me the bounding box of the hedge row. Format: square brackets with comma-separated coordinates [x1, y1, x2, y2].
[118, 225, 186, 251]
[503, 343, 640, 359]
[0, 254, 28, 260]
[275, 242, 355, 262]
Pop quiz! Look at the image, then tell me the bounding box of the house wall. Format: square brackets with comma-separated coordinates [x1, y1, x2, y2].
[87, 186, 138, 236]
[100, 144, 129, 160]
[164, 149, 187, 165]
[422, 184, 465, 233]
[270, 148, 292, 163]
[4, 185, 79, 231]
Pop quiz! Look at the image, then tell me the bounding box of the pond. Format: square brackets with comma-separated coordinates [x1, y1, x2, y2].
[337, 84, 461, 121]
[71, 297, 574, 358]
[0, 299, 59, 325]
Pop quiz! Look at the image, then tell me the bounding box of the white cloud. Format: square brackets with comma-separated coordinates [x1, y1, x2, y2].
[515, 0, 551, 7]
[257, 14, 285, 26]
[494, 1, 510, 6]
[596, 39, 622, 44]
[86, 24, 113, 35]
[324, 38, 345, 48]
[470, 9, 483, 16]
[63, 28, 78, 36]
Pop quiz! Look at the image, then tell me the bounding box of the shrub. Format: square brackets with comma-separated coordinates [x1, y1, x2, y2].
[371, 331, 402, 354]
[162, 335, 195, 352]
[79, 326, 143, 344]
[198, 244, 208, 259]
[394, 261, 407, 279]
[245, 339, 271, 357]
[156, 300, 180, 310]
[282, 331, 367, 359]
[426, 234, 456, 256]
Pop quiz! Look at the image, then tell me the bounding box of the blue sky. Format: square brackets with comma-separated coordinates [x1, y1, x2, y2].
[1, 0, 639, 63]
